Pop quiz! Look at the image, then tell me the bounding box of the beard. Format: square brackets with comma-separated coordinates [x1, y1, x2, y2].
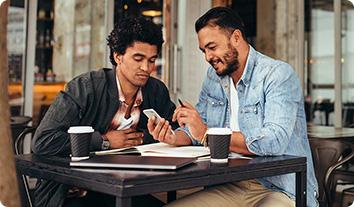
[213, 45, 240, 77]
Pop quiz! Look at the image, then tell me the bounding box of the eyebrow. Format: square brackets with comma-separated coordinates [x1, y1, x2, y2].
[133, 53, 145, 58]
[133, 53, 158, 59]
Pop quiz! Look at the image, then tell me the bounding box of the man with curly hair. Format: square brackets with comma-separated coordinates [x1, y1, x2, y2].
[32, 16, 173, 207]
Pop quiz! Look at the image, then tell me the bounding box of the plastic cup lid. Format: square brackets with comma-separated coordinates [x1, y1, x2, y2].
[67, 126, 94, 134]
[207, 128, 232, 135]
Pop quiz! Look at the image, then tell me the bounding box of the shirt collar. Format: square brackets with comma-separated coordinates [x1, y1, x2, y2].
[116, 76, 143, 107]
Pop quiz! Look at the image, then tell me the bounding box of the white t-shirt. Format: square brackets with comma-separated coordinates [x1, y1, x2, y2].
[230, 77, 240, 131]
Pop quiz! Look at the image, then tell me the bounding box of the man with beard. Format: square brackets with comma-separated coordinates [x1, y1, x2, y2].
[32, 16, 174, 207]
[147, 7, 318, 207]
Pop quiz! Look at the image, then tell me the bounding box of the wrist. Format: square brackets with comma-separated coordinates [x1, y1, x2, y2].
[171, 131, 177, 145]
[197, 125, 208, 140]
[200, 127, 208, 146]
[102, 133, 108, 141]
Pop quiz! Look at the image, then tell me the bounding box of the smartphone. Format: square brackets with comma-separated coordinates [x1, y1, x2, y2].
[143, 109, 162, 124]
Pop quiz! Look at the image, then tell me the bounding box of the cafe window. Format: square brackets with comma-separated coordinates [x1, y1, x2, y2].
[341, 1, 354, 127]
[305, 0, 354, 127]
[8, 0, 112, 126]
[8, 0, 169, 126]
[7, 0, 26, 117]
[35, 0, 54, 82]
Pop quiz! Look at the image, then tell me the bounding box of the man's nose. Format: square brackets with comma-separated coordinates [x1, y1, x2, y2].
[205, 50, 213, 62]
[140, 61, 150, 71]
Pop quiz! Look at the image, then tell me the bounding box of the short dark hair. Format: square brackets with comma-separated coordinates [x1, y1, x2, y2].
[107, 16, 164, 66]
[195, 7, 247, 39]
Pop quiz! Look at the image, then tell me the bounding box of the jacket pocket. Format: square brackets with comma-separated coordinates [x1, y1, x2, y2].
[241, 100, 263, 129]
[206, 95, 226, 127]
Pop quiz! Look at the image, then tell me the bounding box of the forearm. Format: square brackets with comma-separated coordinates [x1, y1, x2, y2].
[32, 92, 81, 156]
[230, 131, 254, 155]
[245, 124, 291, 155]
[32, 129, 71, 156]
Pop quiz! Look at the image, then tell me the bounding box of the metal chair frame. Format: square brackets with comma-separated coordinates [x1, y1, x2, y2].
[310, 138, 354, 207]
[324, 147, 354, 206]
[15, 126, 36, 207]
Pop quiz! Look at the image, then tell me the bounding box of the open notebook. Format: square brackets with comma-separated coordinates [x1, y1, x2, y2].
[70, 155, 196, 170]
[92, 142, 210, 158]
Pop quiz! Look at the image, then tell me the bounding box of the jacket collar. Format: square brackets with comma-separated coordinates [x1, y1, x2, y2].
[239, 45, 257, 87]
[106, 67, 119, 100]
[107, 66, 154, 109]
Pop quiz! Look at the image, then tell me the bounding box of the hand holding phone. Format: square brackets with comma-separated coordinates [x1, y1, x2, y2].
[145, 108, 177, 145]
[143, 109, 161, 125]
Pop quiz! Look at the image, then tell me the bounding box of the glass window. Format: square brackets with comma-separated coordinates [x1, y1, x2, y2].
[341, 1, 354, 127]
[31, 0, 109, 125]
[7, 0, 26, 116]
[306, 0, 354, 127]
[306, 0, 335, 126]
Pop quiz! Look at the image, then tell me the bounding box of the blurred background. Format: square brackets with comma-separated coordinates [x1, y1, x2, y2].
[6, 0, 354, 129]
[5, 1, 354, 206]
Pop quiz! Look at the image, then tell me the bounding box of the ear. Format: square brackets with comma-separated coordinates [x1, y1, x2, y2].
[113, 53, 122, 65]
[230, 29, 242, 47]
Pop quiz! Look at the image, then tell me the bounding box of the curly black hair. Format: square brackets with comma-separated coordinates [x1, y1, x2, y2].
[107, 16, 164, 66]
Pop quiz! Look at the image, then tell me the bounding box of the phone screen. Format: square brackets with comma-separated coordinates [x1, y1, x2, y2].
[143, 109, 161, 124]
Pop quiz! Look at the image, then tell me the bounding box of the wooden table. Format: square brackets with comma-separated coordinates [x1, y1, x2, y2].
[16, 154, 307, 207]
[307, 125, 354, 140]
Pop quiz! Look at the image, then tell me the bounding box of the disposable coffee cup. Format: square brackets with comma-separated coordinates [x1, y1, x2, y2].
[68, 126, 94, 161]
[207, 128, 232, 163]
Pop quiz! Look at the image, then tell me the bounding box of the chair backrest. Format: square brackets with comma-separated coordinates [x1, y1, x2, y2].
[15, 126, 36, 207]
[10, 116, 32, 152]
[15, 126, 36, 155]
[309, 138, 354, 207]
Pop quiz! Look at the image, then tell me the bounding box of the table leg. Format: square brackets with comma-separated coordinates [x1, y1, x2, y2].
[167, 191, 177, 203]
[115, 196, 131, 207]
[296, 168, 307, 207]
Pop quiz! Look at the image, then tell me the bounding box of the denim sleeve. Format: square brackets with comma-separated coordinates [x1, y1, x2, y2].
[177, 71, 210, 146]
[195, 73, 209, 125]
[244, 63, 303, 156]
[175, 127, 200, 145]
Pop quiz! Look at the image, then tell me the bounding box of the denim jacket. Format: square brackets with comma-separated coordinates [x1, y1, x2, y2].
[185, 46, 318, 207]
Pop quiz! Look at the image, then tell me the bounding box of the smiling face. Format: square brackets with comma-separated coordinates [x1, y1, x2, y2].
[197, 26, 239, 76]
[115, 42, 158, 88]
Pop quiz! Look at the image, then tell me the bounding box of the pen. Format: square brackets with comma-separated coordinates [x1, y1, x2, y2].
[178, 98, 185, 107]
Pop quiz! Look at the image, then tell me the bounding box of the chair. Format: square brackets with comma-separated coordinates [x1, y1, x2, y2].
[342, 187, 354, 207]
[309, 138, 354, 207]
[15, 126, 36, 207]
[10, 116, 32, 151]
